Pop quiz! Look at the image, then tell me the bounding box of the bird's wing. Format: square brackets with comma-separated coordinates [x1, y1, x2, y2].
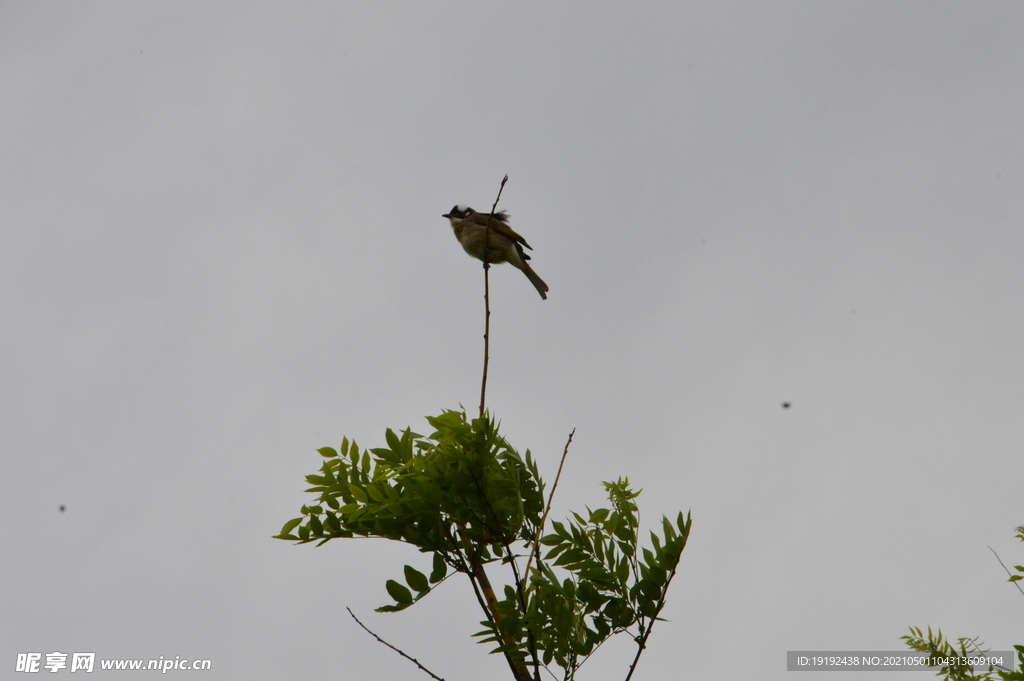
[467, 211, 532, 249]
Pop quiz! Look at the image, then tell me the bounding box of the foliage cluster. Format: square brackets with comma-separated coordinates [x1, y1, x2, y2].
[277, 409, 690, 681]
[903, 526, 1024, 681]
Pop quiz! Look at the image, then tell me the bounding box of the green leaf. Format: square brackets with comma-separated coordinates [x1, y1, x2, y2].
[430, 553, 448, 583]
[404, 565, 430, 593]
[544, 543, 568, 561]
[660, 546, 683, 571]
[613, 523, 634, 542]
[365, 483, 384, 502]
[375, 603, 410, 613]
[617, 559, 630, 582]
[385, 428, 401, 454]
[640, 577, 662, 600]
[371, 446, 402, 464]
[318, 447, 338, 458]
[347, 484, 367, 504]
[280, 518, 302, 535]
[386, 579, 413, 604]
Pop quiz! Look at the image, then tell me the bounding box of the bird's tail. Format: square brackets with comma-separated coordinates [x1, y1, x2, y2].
[518, 262, 549, 300]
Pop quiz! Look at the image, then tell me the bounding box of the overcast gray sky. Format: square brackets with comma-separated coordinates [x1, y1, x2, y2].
[3, 3, 1023, 679]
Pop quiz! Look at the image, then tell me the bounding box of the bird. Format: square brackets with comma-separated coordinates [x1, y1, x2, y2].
[442, 205, 549, 299]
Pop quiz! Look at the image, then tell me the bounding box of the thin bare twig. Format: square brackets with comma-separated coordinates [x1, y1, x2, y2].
[346, 607, 446, 681]
[525, 429, 575, 579]
[479, 174, 509, 419]
[988, 546, 1024, 599]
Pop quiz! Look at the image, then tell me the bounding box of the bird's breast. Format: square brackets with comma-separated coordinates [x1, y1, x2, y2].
[453, 222, 515, 264]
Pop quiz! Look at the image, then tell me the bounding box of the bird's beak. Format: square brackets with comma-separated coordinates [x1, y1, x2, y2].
[441, 213, 451, 218]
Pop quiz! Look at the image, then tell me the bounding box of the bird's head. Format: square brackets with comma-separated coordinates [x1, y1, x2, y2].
[442, 204, 474, 221]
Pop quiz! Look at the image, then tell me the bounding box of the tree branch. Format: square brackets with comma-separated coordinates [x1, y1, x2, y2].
[988, 545, 1024, 599]
[479, 174, 509, 419]
[525, 428, 575, 579]
[623, 555, 682, 681]
[347, 607, 446, 681]
[457, 526, 533, 681]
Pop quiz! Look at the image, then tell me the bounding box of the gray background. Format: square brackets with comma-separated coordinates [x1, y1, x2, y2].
[2, 3, 1022, 679]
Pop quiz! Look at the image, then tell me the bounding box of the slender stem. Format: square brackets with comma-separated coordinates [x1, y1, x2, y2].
[479, 174, 509, 419]
[988, 546, 1024, 598]
[347, 608, 446, 681]
[480, 265, 490, 418]
[473, 175, 530, 681]
[524, 429, 575, 579]
[623, 557, 682, 681]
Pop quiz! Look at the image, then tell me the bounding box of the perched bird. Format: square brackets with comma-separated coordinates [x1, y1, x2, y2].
[442, 205, 549, 299]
